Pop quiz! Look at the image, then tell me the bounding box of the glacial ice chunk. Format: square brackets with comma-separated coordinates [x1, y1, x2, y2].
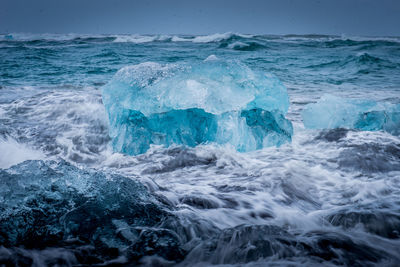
[102, 59, 292, 155]
[0, 160, 185, 264]
[302, 94, 400, 135]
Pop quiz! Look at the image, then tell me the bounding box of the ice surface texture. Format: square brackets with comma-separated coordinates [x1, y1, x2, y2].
[0, 160, 185, 265]
[102, 60, 292, 155]
[302, 94, 400, 135]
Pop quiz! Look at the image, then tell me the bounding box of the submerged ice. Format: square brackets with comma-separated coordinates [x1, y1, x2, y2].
[0, 160, 185, 265]
[102, 60, 292, 155]
[302, 94, 400, 135]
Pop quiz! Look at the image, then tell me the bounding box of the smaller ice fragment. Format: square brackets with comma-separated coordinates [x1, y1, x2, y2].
[301, 94, 400, 135]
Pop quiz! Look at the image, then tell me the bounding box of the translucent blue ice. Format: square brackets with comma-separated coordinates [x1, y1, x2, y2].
[302, 94, 400, 135]
[102, 59, 293, 155]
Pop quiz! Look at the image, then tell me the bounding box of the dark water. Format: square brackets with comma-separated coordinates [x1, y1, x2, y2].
[0, 33, 400, 266]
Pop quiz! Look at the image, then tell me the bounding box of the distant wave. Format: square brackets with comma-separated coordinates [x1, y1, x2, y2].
[273, 34, 400, 44]
[2, 32, 400, 46]
[191, 32, 254, 43]
[0, 32, 256, 44]
[0, 33, 107, 42]
[305, 52, 399, 71]
[112, 34, 172, 43]
[112, 32, 254, 44]
[221, 41, 267, 51]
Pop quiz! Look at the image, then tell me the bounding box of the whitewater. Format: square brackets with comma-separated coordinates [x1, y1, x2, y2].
[0, 33, 400, 266]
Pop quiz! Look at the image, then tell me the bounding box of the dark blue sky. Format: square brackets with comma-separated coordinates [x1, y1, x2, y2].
[1, 0, 399, 36]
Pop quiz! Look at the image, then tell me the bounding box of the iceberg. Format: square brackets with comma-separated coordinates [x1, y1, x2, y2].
[102, 59, 292, 155]
[302, 94, 400, 135]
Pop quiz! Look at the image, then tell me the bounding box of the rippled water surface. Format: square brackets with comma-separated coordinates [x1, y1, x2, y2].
[0, 33, 400, 266]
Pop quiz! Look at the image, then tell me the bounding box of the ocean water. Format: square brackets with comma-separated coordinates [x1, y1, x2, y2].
[0, 33, 400, 266]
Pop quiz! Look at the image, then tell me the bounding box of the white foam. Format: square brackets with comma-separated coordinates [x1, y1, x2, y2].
[112, 34, 173, 43]
[113, 35, 157, 43]
[192, 33, 232, 43]
[171, 35, 191, 42]
[0, 138, 45, 169]
[204, 55, 219, 61]
[2, 89, 110, 166]
[228, 41, 249, 49]
[192, 32, 252, 43]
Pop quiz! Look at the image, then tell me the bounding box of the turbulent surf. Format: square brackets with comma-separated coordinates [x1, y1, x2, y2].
[1, 33, 400, 266]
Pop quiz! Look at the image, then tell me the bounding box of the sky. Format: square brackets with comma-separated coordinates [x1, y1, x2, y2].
[1, 0, 400, 36]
